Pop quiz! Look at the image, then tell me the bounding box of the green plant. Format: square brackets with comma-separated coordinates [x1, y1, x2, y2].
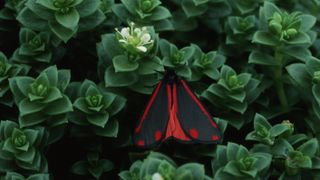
[1, 0, 320, 179]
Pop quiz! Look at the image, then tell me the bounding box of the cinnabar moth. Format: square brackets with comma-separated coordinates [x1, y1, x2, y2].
[134, 71, 222, 148]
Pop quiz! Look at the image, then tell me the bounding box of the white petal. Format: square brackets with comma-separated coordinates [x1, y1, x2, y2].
[120, 28, 130, 37]
[140, 33, 151, 43]
[136, 46, 147, 52]
[152, 173, 163, 180]
[119, 39, 128, 44]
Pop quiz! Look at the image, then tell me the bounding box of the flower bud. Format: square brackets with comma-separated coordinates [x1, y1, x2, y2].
[272, 12, 282, 22]
[30, 82, 48, 97]
[269, 20, 282, 34]
[286, 28, 298, 37]
[281, 120, 294, 137]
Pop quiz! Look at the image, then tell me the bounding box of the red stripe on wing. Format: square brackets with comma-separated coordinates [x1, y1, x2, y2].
[135, 81, 163, 133]
[180, 80, 218, 128]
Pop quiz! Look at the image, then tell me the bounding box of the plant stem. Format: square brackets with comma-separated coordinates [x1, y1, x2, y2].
[273, 48, 288, 109]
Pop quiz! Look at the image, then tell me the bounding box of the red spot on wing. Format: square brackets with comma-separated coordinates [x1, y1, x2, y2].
[154, 130, 162, 141]
[137, 140, 145, 146]
[211, 135, 219, 141]
[189, 128, 199, 139]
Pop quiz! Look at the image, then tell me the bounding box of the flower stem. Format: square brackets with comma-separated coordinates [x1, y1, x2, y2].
[273, 48, 288, 110]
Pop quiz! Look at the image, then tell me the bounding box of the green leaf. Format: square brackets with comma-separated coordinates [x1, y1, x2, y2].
[286, 63, 310, 87]
[44, 96, 73, 115]
[252, 31, 279, 46]
[149, 6, 172, 21]
[284, 46, 312, 62]
[42, 87, 63, 103]
[49, 21, 77, 43]
[297, 138, 318, 157]
[28, 174, 50, 180]
[19, 98, 45, 116]
[87, 112, 109, 128]
[78, 10, 106, 31]
[223, 161, 242, 176]
[176, 163, 205, 179]
[71, 160, 89, 175]
[181, 0, 207, 18]
[16, 147, 36, 163]
[312, 84, 320, 106]
[36, 0, 57, 10]
[249, 51, 279, 66]
[254, 113, 272, 130]
[176, 66, 192, 79]
[94, 119, 119, 137]
[138, 57, 164, 75]
[15, 77, 34, 96]
[3, 139, 18, 154]
[76, 0, 100, 17]
[112, 55, 139, 72]
[26, 0, 55, 20]
[19, 28, 37, 44]
[17, 8, 48, 31]
[286, 32, 311, 45]
[55, 8, 80, 29]
[299, 14, 317, 31]
[269, 124, 291, 137]
[104, 67, 138, 87]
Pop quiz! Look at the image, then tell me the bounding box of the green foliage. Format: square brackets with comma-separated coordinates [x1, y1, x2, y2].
[17, 0, 105, 42]
[0, 120, 47, 172]
[119, 152, 211, 180]
[69, 79, 126, 137]
[9, 65, 73, 129]
[0, 0, 320, 179]
[71, 152, 113, 179]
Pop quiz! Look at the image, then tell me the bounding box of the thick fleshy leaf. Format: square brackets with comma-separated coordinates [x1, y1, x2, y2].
[94, 119, 119, 137]
[76, 0, 100, 17]
[55, 8, 80, 29]
[138, 57, 164, 75]
[104, 67, 138, 87]
[71, 160, 89, 175]
[252, 31, 279, 46]
[3, 139, 18, 154]
[74, 98, 91, 114]
[286, 63, 310, 87]
[19, 113, 47, 128]
[312, 84, 320, 106]
[112, 55, 139, 72]
[36, 0, 58, 10]
[297, 138, 318, 157]
[49, 21, 77, 43]
[249, 51, 279, 66]
[87, 112, 109, 128]
[19, 98, 45, 116]
[16, 147, 36, 163]
[42, 87, 63, 103]
[17, 8, 48, 31]
[149, 6, 172, 21]
[44, 96, 73, 115]
[14, 77, 34, 96]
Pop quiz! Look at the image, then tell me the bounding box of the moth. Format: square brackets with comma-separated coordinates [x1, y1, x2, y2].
[134, 71, 222, 148]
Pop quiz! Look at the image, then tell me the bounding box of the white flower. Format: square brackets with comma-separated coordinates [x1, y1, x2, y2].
[115, 22, 154, 53]
[151, 172, 164, 180]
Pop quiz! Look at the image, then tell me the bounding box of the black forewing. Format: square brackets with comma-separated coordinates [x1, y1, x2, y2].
[133, 81, 170, 147]
[175, 80, 222, 143]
